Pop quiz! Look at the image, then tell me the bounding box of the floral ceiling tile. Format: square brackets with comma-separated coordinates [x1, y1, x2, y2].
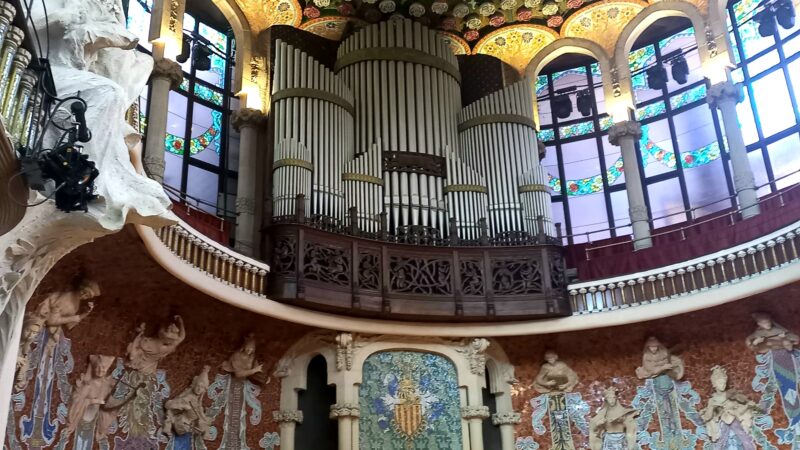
[473, 24, 558, 73]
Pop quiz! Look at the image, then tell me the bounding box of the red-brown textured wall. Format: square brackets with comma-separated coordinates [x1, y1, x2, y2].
[9, 226, 800, 449]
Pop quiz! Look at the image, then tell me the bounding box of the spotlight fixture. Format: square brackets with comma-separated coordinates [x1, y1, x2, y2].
[176, 34, 191, 64]
[646, 65, 668, 91]
[552, 94, 573, 119]
[670, 54, 689, 85]
[192, 42, 212, 71]
[576, 90, 593, 117]
[776, 0, 795, 30]
[755, 8, 777, 37]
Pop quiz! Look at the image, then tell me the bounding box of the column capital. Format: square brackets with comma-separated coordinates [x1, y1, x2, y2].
[607, 120, 642, 146]
[329, 403, 361, 419]
[461, 405, 490, 420]
[232, 108, 267, 132]
[706, 81, 744, 109]
[491, 411, 521, 425]
[273, 409, 304, 424]
[152, 58, 184, 90]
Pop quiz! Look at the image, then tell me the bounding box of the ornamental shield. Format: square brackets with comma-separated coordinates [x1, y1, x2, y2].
[393, 377, 423, 439]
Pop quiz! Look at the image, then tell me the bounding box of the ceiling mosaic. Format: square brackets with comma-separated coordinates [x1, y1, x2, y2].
[234, 0, 302, 32]
[472, 24, 558, 71]
[561, 0, 646, 55]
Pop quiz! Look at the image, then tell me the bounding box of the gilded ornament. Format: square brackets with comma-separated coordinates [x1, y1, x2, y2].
[453, 3, 470, 17]
[501, 0, 517, 9]
[478, 1, 496, 15]
[516, 5, 533, 20]
[489, 11, 506, 26]
[313, 0, 331, 7]
[464, 29, 480, 41]
[541, 1, 559, 15]
[379, 0, 396, 13]
[432, 0, 449, 14]
[494, 36, 507, 46]
[465, 13, 483, 29]
[408, 2, 426, 16]
[546, 14, 563, 26]
[524, 0, 542, 8]
[566, 0, 582, 7]
[303, 5, 320, 17]
[441, 16, 458, 29]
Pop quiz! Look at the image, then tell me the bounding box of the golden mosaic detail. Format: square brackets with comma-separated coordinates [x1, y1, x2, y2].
[437, 31, 471, 56]
[561, 0, 646, 55]
[300, 16, 367, 41]
[234, 0, 302, 33]
[472, 24, 558, 74]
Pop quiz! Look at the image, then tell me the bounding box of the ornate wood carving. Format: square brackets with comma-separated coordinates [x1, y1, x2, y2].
[389, 256, 452, 295]
[303, 242, 350, 286]
[383, 151, 447, 178]
[491, 258, 542, 295]
[460, 260, 484, 296]
[273, 237, 297, 274]
[358, 252, 380, 291]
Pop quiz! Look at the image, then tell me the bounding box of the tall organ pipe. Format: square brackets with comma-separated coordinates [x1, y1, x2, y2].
[444, 147, 489, 241]
[336, 19, 461, 236]
[272, 39, 355, 224]
[458, 78, 552, 237]
[273, 139, 313, 218]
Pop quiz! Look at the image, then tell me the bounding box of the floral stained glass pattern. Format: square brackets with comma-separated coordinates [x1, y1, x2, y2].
[359, 351, 462, 450]
[194, 83, 224, 106]
[548, 124, 721, 195]
[538, 128, 555, 142]
[199, 23, 228, 53]
[164, 110, 222, 156]
[669, 84, 707, 110]
[558, 120, 594, 139]
[636, 101, 667, 121]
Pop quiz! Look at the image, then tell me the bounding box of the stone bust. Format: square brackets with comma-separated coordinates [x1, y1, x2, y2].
[745, 312, 799, 353]
[533, 350, 579, 394]
[635, 336, 684, 380]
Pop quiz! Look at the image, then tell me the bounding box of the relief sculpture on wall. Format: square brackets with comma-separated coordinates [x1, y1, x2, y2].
[588, 387, 638, 450]
[631, 336, 707, 450]
[163, 366, 212, 450]
[64, 355, 117, 450]
[748, 312, 800, 449]
[701, 366, 763, 450]
[15, 281, 100, 450]
[530, 351, 589, 450]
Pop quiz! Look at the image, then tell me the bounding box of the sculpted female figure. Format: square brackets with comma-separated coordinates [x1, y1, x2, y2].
[222, 333, 263, 379]
[533, 350, 579, 393]
[163, 366, 212, 439]
[66, 355, 117, 447]
[701, 366, 760, 450]
[635, 336, 684, 380]
[126, 315, 185, 374]
[746, 312, 799, 353]
[589, 387, 639, 450]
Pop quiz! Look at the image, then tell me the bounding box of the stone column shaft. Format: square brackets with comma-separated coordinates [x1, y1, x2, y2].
[708, 81, 760, 219]
[609, 120, 652, 250]
[273, 410, 303, 450]
[462, 406, 490, 450]
[232, 108, 266, 256]
[143, 58, 183, 184]
[492, 411, 521, 450]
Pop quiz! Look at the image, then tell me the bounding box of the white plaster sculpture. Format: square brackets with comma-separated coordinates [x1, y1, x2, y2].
[745, 312, 799, 353]
[533, 350, 579, 394]
[635, 336, 684, 380]
[65, 355, 117, 442]
[701, 366, 760, 449]
[163, 365, 212, 439]
[126, 316, 186, 374]
[15, 280, 100, 390]
[222, 333, 264, 379]
[589, 387, 639, 450]
[1, 0, 173, 431]
[335, 332, 354, 371]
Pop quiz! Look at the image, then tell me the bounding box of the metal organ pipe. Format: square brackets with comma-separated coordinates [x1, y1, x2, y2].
[271, 40, 355, 224]
[457, 78, 553, 237]
[336, 19, 461, 236]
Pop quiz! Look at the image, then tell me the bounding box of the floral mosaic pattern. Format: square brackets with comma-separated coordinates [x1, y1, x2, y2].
[530, 392, 590, 450]
[359, 351, 462, 450]
[473, 25, 558, 73]
[194, 83, 224, 107]
[162, 110, 223, 156]
[752, 350, 800, 449]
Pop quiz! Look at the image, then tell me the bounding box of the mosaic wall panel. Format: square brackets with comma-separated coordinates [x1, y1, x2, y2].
[359, 351, 462, 450]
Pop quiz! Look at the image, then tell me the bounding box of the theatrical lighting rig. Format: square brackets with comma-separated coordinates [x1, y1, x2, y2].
[576, 89, 593, 117]
[175, 32, 214, 72]
[646, 64, 669, 91]
[756, 0, 796, 37]
[670, 54, 689, 85]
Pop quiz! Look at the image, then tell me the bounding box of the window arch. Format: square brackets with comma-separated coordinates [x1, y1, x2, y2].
[296, 354, 337, 450]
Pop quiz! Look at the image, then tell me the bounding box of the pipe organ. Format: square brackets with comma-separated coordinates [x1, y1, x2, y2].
[269, 19, 554, 243]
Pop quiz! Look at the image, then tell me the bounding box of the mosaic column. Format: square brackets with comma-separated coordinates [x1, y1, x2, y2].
[707, 81, 760, 219]
[143, 58, 183, 184]
[330, 403, 359, 450]
[609, 121, 652, 250]
[273, 409, 303, 450]
[462, 405, 490, 450]
[492, 411, 521, 450]
[232, 108, 266, 256]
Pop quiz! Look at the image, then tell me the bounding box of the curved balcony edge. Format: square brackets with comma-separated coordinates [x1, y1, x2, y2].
[135, 217, 800, 336]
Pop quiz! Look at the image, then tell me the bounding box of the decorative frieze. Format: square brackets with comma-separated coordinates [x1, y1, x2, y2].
[329, 403, 360, 419]
[461, 405, 491, 420]
[273, 409, 304, 424]
[607, 120, 642, 146]
[491, 411, 521, 425]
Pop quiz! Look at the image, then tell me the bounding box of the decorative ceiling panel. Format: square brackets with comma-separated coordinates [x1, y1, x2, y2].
[472, 24, 557, 72]
[235, 0, 302, 32]
[300, 16, 367, 39]
[561, 0, 647, 55]
[439, 31, 472, 54]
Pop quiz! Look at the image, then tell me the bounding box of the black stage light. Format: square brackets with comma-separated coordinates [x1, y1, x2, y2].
[756, 8, 777, 37]
[40, 145, 99, 212]
[646, 65, 668, 91]
[176, 35, 191, 63]
[670, 54, 689, 85]
[192, 42, 212, 71]
[552, 94, 573, 119]
[576, 89, 593, 116]
[777, 0, 796, 30]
